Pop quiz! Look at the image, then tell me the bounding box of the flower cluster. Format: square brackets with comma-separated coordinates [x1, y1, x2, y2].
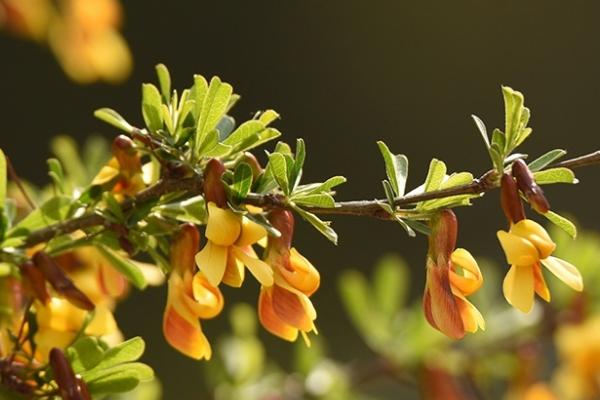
[162, 159, 320, 359]
[423, 160, 583, 338]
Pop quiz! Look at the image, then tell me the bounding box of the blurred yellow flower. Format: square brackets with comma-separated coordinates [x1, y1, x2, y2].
[553, 316, 600, 400]
[498, 219, 583, 313]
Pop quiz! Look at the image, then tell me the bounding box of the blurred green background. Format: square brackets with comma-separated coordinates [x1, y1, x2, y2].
[1, 1, 600, 398]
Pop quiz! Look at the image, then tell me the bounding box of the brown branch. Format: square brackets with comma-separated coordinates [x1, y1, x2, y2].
[16, 150, 600, 249]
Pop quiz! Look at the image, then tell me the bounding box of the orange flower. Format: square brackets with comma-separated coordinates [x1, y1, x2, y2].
[163, 224, 223, 360]
[258, 210, 319, 344]
[423, 210, 484, 339]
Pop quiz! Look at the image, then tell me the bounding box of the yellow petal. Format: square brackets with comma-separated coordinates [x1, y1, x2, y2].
[163, 306, 211, 360]
[236, 217, 267, 247]
[511, 219, 556, 259]
[503, 264, 534, 313]
[533, 263, 551, 302]
[222, 250, 245, 288]
[232, 246, 274, 287]
[258, 287, 299, 342]
[85, 305, 118, 336]
[91, 158, 119, 185]
[497, 230, 539, 266]
[279, 248, 320, 296]
[454, 292, 485, 333]
[191, 272, 224, 319]
[541, 256, 583, 292]
[205, 202, 241, 246]
[195, 242, 228, 287]
[271, 285, 315, 332]
[450, 248, 482, 296]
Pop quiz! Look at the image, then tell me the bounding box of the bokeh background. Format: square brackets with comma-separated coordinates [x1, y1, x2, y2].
[1, 1, 599, 398]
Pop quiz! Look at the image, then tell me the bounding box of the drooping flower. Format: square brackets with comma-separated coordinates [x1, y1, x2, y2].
[194, 159, 273, 288]
[497, 173, 583, 313]
[423, 209, 484, 339]
[258, 210, 319, 344]
[163, 223, 224, 360]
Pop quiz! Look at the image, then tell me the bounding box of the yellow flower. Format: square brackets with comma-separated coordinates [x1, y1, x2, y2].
[423, 210, 485, 339]
[553, 316, 600, 400]
[163, 224, 224, 360]
[194, 202, 273, 288]
[497, 219, 583, 313]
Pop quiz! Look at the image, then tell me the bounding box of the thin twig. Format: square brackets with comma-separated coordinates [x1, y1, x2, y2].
[6, 157, 37, 210]
[15, 150, 600, 248]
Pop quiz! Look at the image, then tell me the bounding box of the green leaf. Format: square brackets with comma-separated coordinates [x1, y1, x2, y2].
[155, 64, 171, 102]
[378, 203, 416, 237]
[0, 149, 6, 208]
[528, 149, 567, 172]
[84, 363, 154, 394]
[292, 193, 336, 208]
[51, 136, 88, 187]
[194, 77, 233, 157]
[423, 158, 447, 193]
[292, 138, 306, 190]
[222, 120, 264, 148]
[268, 153, 290, 195]
[292, 205, 338, 244]
[94, 108, 134, 133]
[88, 337, 145, 373]
[141, 84, 164, 133]
[502, 86, 524, 150]
[533, 168, 577, 185]
[471, 114, 490, 149]
[190, 75, 208, 119]
[377, 141, 409, 196]
[7, 196, 71, 239]
[68, 337, 105, 373]
[47, 158, 66, 195]
[543, 210, 577, 239]
[97, 245, 147, 289]
[258, 109, 280, 125]
[154, 195, 207, 225]
[232, 163, 253, 202]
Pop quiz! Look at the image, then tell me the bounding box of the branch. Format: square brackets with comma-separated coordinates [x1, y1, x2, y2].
[18, 151, 600, 248]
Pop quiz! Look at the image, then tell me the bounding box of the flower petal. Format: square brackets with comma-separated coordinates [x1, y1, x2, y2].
[454, 292, 485, 333]
[497, 230, 539, 266]
[232, 246, 274, 287]
[533, 263, 551, 302]
[511, 219, 556, 259]
[271, 285, 315, 332]
[190, 272, 224, 319]
[503, 264, 534, 313]
[280, 248, 320, 296]
[222, 250, 245, 287]
[205, 202, 241, 247]
[425, 265, 464, 339]
[195, 242, 228, 287]
[449, 248, 482, 296]
[541, 256, 583, 292]
[258, 287, 299, 342]
[163, 306, 211, 360]
[236, 217, 267, 247]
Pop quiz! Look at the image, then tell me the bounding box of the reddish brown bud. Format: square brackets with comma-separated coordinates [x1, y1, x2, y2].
[20, 261, 50, 305]
[49, 348, 88, 400]
[428, 210, 458, 261]
[512, 159, 551, 214]
[32, 252, 95, 311]
[171, 223, 201, 275]
[500, 173, 525, 223]
[203, 159, 228, 207]
[112, 135, 141, 176]
[268, 210, 295, 251]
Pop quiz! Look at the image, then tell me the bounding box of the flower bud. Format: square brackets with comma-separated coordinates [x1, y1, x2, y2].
[32, 252, 95, 311]
[203, 159, 228, 207]
[49, 347, 90, 400]
[500, 173, 525, 223]
[268, 209, 295, 252]
[512, 159, 550, 214]
[20, 261, 50, 305]
[239, 152, 263, 180]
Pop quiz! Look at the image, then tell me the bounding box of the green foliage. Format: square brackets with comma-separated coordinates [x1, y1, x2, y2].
[377, 141, 409, 197]
[533, 167, 577, 185]
[528, 149, 567, 172]
[97, 245, 147, 289]
[67, 337, 154, 397]
[542, 210, 577, 239]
